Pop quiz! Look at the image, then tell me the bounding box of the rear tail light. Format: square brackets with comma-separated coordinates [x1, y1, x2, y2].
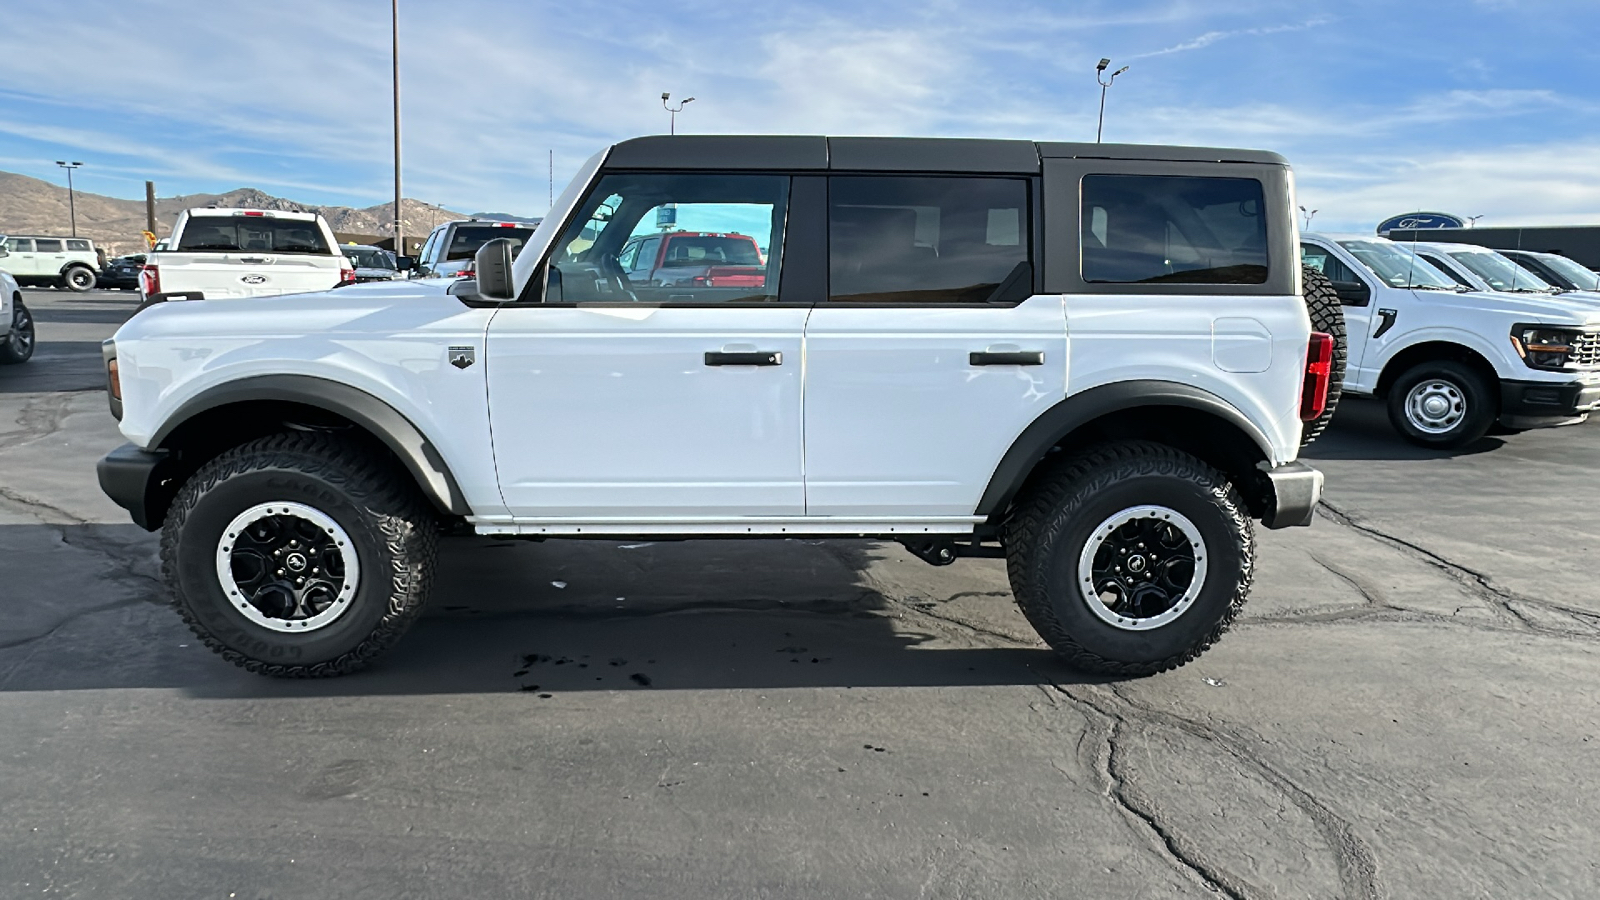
[337, 265, 357, 287]
[1300, 332, 1335, 421]
[139, 264, 160, 296]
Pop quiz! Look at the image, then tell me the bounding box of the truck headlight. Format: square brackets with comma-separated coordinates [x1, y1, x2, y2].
[1511, 325, 1583, 371]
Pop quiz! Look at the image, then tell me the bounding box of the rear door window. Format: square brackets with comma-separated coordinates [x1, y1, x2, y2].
[35, 239, 63, 253]
[827, 175, 1030, 303]
[177, 217, 331, 254]
[1082, 175, 1268, 285]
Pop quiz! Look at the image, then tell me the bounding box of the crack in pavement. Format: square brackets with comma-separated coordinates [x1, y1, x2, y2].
[1317, 501, 1600, 639]
[0, 392, 82, 453]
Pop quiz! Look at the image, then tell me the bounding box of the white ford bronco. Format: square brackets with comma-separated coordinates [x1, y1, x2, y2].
[1301, 233, 1600, 447]
[98, 136, 1335, 678]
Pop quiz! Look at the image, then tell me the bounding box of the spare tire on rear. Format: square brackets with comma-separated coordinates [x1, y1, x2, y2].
[1300, 264, 1346, 445]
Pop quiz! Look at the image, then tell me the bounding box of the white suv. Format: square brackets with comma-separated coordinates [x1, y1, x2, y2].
[97, 135, 1335, 679]
[1302, 233, 1600, 446]
[0, 235, 100, 291]
[138, 208, 354, 304]
[0, 269, 32, 364]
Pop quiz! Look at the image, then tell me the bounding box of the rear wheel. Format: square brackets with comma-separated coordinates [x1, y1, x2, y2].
[1300, 265, 1346, 445]
[63, 266, 96, 292]
[161, 432, 438, 677]
[0, 298, 34, 364]
[1386, 360, 1495, 449]
[1003, 441, 1253, 676]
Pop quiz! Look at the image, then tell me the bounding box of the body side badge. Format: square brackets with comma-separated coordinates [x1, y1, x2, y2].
[449, 346, 476, 369]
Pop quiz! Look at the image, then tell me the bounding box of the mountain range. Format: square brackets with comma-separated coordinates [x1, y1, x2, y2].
[0, 171, 476, 257]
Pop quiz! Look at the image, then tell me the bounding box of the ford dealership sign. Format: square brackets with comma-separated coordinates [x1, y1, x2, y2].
[1377, 212, 1467, 235]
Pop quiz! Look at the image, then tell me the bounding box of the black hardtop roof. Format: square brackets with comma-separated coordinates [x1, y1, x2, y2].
[604, 135, 1287, 172]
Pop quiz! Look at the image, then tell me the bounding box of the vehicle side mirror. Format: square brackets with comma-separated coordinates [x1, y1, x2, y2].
[0, 247, 9, 259]
[1331, 280, 1371, 307]
[394, 255, 413, 271]
[475, 238, 515, 300]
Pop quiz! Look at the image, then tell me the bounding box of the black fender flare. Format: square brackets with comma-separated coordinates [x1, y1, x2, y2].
[151, 374, 470, 515]
[974, 380, 1275, 518]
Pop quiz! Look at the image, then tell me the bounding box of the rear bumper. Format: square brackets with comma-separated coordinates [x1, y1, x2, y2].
[96, 443, 174, 532]
[1499, 378, 1600, 428]
[1258, 461, 1323, 529]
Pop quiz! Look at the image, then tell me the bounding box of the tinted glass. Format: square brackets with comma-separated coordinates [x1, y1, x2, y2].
[34, 239, 63, 252]
[177, 217, 330, 254]
[342, 247, 395, 269]
[8, 239, 32, 252]
[829, 176, 1028, 303]
[1299, 243, 1360, 284]
[1529, 253, 1600, 291]
[548, 173, 787, 304]
[1419, 253, 1477, 288]
[1336, 240, 1458, 289]
[1449, 250, 1552, 292]
[445, 226, 537, 261]
[1081, 175, 1267, 285]
[67, 239, 92, 252]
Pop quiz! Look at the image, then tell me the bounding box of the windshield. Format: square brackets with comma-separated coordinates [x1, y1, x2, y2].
[177, 216, 330, 254]
[1448, 250, 1552, 292]
[1532, 254, 1600, 291]
[342, 247, 394, 269]
[1337, 240, 1459, 289]
[445, 226, 536, 261]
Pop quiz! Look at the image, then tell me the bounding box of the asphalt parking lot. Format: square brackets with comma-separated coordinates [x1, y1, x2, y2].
[3, 287, 1598, 899]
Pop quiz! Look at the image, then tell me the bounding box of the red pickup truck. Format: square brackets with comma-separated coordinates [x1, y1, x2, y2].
[619, 231, 766, 289]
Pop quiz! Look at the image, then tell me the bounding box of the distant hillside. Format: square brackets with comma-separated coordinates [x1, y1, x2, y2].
[0, 171, 472, 257]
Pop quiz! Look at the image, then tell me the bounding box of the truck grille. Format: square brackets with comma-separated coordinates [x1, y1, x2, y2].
[1572, 332, 1600, 368]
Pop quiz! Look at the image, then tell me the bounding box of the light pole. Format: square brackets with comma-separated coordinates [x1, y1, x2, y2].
[1095, 58, 1129, 143]
[662, 92, 694, 135]
[55, 161, 83, 237]
[391, 0, 403, 254]
[1299, 205, 1318, 230]
[1467, 215, 1484, 228]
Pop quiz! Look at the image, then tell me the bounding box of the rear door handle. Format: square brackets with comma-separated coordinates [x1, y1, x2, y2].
[970, 350, 1045, 366]
[705, 350, 782, 367]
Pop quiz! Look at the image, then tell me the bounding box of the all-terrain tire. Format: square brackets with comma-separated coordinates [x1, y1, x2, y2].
[63, 266, 96, 292]
[1386, 359, 1495, 449]
[1002, 441, 1254, 676]
[161, 432, 438, 677]
[0, 297, 34, 364]
[1300, 264, 1346, 445]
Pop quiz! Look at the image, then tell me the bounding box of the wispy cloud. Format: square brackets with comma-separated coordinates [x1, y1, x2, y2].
[1130, 17, 1333, 59]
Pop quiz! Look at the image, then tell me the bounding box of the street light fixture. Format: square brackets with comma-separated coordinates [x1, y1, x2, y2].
[662, 92, 695, 136]
[54, 161, 83, 237]
[1299, 205, 1318, 230]
[1095, 58, 1129, 143]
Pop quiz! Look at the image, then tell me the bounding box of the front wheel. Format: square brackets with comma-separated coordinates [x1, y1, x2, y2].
[1386, 360, 1495, 449]
[0, 298, 34, 364]
[161, 433, 438, 677]
[1003, 441, 1254, 676]
[63, 266, 96, 292]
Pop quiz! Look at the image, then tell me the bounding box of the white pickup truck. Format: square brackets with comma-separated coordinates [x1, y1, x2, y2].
[140, 208, 354, 305]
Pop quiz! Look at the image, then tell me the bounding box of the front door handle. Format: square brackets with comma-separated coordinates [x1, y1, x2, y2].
[970, 350, 1045, 366]
[705, 350, 782, 367]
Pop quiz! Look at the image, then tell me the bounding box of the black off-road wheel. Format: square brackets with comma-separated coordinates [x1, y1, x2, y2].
[1300, 264, 1346, 445]
[63, 266, 96, 292]
[1386, 359, 1495, 449]
[161, 432, 438, 677]
[1002, 441, 1254, 676]
[0, 297, 34, 364]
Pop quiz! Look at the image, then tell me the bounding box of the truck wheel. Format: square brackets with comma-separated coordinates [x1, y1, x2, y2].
[1002, 441, 1253, 676]
[63, 266, 96, 292]
[0, 298, 34, 364]
[1386, 360, 1494, 449]
[1300, 265, 1346, 445]
[161, 432, 438, 677]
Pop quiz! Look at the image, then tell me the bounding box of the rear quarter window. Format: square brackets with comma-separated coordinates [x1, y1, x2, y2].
[1081, 174, 1268, 285]
[176, 217, 332, 255]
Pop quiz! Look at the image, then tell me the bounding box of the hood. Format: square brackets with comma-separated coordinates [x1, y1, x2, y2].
[1444, 289, 1600, 325]
[113, 278, 464, 342]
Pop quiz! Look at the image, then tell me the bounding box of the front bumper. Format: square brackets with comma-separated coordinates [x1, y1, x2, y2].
[96, 443, 175, 531]
[1258, 461, 1323, 529]
[1499, 379, 1600, 428]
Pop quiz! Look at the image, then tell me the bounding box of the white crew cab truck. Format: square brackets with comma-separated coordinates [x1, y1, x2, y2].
[1301, 233, 1600, 447]
[139, 208, 354, 304]
[98, 136, 1335, 678]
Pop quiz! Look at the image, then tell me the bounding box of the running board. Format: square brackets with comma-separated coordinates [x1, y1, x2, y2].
[470, 516, 983, 537]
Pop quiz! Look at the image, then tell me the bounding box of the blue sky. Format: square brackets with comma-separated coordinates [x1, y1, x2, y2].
[1, 0, 1596, 232]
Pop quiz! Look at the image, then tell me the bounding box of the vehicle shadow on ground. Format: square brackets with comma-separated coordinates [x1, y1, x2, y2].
[0, 343, 114, 393]
[26, 306, 139, 326]
[0, 531, 1092, 697]
[1301, 396, 1506, 461]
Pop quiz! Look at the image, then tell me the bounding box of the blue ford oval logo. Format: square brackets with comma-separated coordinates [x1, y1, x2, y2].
[241, 274, 268, 285]
[1376, 212, 1466, 235]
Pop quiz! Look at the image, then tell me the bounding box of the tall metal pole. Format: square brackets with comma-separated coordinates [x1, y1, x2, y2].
[55, 161, 83, 237]
[1094, 61, 1128, 144]
[392, 0, 403, 254]
[1097, 85, 1108, 143]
